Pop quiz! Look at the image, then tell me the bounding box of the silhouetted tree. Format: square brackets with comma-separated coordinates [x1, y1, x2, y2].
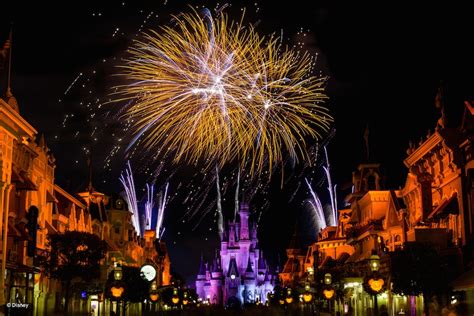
[391, 242, 449, 316]
[40, 231, 106, 313]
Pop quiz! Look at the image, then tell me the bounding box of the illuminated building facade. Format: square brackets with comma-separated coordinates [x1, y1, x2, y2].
[281, 101, 474, 314]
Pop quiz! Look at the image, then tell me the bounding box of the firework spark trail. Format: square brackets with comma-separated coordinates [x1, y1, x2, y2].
[63, 73, 83, 96]
[216, 166, 224, 239]
[156, 182, 169, 240]
[305, 177, 327, 231]
[323, 146, 337, 226]
[145, 183, 154, 230]
[119, 161, 141, 236]
[115, 8, 332, 174]
[234, 168, 240, 220]
[192, 198, 217, 231]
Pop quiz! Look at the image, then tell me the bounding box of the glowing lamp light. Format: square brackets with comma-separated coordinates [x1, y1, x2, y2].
[369, 254, 381, 272]
[81, 291, 87, 299]
[368, 278, 385, 292]
[182, 299, 189, 305]
[111, 286, 124, 298]
[285, 296, 293, 304]
[324, 273, 332, 285]
[172, 289, 180, 305]
[303, 292, 313, 303]
[323, 288, 335, 300]
[113, 265, 123, 281]
[279, 299, 285, 305]
[150, 293, 159, 302]
[150, 282, 157, 291]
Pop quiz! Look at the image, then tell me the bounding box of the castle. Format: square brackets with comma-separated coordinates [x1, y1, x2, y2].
[195, 202, 275, 306]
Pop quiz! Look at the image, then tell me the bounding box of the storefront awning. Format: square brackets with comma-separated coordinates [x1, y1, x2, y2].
[11, 169, 38, 191]
[46, 190, 58, 203]
[7, 222, 22, 238]
[428, 193, 459, 220]
[451, 269, 474, 290]
[44, 221, 57, 235]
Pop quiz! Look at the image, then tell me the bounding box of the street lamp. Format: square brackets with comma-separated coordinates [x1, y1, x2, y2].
[171, 288, 180, 305]
[322, 272, 335, 314]
[285, 288, 293, 304]
[182, 291, 189, 306]
[368, 253, 381, 316]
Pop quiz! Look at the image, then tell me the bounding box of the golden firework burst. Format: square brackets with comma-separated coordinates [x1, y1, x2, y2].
[115, 8, 332, 173]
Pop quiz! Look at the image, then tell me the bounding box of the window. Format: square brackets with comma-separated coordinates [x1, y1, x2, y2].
[367, 175, 376, 190]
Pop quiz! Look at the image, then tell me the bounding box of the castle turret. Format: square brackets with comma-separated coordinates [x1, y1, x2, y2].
[228, 222, 237, 247]
[244, 257, 254, 280]
[250, 221, 258, 241]
[210, 254, 224, 304]
[239, 202, 250, 240]
[257, 251, 266, 283]
[195, 255, 208, 299]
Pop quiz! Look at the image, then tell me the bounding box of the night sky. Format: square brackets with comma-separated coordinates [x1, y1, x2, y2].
[2, 1, 474, 284]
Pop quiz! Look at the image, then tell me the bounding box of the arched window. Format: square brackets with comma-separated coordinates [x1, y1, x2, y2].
[367, 175, 376, 190]
[395, 235, 401, 242]
[114, 222, 121, 235]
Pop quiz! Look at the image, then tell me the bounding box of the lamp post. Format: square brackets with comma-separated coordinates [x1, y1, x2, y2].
[322, 272, 335, 313]
[111, 263, 124, 316]
[171, 288, 180, 306]
[285, 288, 294, 304]
[369, 254, 380, 316]
[148, 281, 159, 313]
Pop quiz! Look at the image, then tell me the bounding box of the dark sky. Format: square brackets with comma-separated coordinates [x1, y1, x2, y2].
[2, 1, 474, 284]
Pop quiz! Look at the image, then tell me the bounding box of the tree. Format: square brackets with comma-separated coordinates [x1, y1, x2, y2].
[391, 242, 449, 316]
[40, 231, 106, 314]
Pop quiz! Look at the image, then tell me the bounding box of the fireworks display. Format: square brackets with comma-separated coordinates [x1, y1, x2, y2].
[40, 1, 335, 247]
[119, 161, 142, 236]
[120, 161, 169, 238]
[116, 8, 332, 173]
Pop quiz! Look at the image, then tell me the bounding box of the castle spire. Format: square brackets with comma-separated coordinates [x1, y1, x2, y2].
[198, 253, 206, 276]
[245, 257, 254, 273]
[2, 29, 19, 113]
[435, 81, 447, 130]
[363, 123, 369, 161]
[87, 147, 94, 192]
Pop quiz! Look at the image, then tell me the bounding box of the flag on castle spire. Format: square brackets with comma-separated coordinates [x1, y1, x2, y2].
[0, 32, 11, 66]
[364, 123, 370, 161]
